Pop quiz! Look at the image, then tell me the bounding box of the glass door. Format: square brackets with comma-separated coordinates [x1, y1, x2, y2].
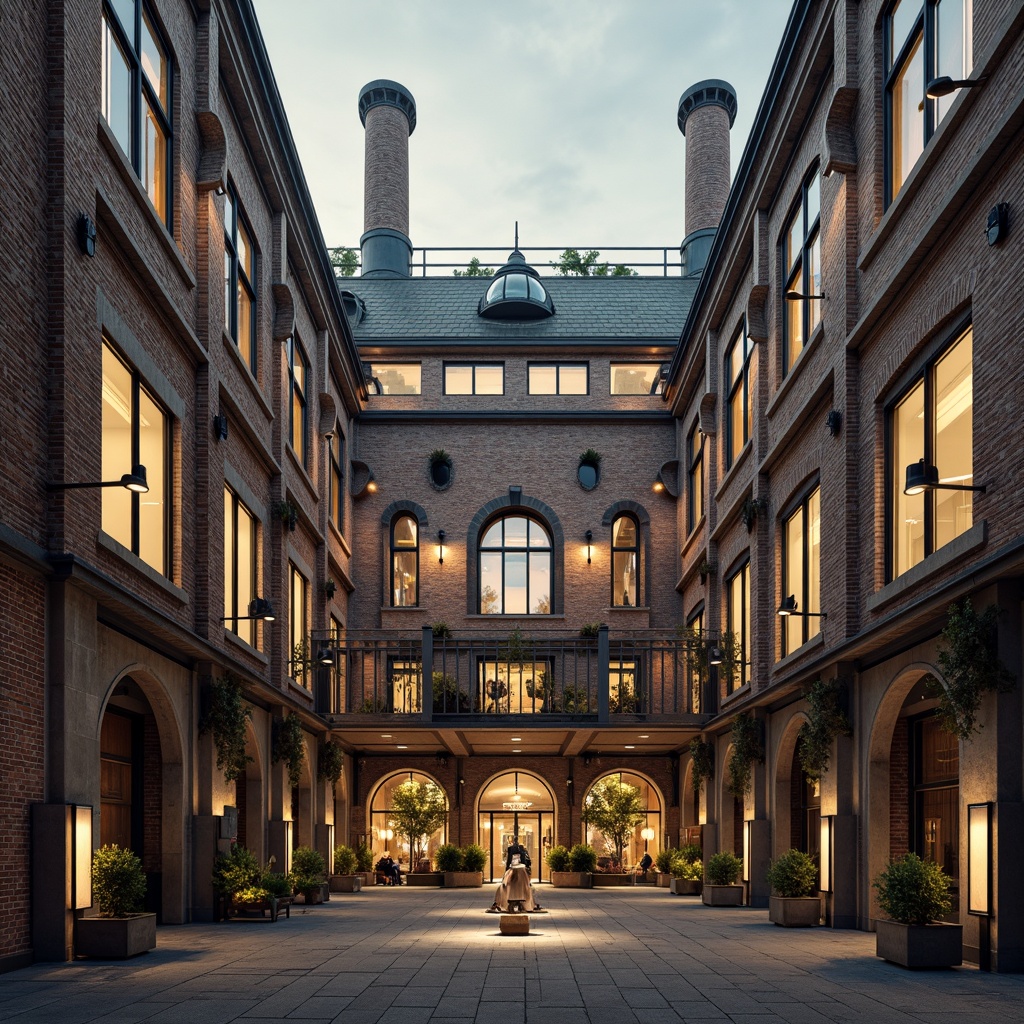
[478, 811, 553, 882]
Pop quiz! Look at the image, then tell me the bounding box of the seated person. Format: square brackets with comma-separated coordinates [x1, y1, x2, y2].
[490, 835, 541, 912]
[637, 852, 653, 876]
[376, 854, 399, 885]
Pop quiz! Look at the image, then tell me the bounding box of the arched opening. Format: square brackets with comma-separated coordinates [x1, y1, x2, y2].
[290, 736, 315, 852]
[681, 760, 701, 843]
[368, 770, 448, 875]
[235, 719, 265, 863]
[772, 713, 817, 861]
[583, 770, 664, 872]
[477, 771, 555, 882]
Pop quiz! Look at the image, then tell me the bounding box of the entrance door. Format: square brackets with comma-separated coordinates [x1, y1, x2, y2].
[479, 811, 553, 882]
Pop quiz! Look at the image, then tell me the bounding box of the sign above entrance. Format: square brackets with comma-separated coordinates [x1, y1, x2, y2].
[502, 800, 533, 811]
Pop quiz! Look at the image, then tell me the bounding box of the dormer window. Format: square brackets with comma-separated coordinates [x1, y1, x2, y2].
[478, 249, 555, 320]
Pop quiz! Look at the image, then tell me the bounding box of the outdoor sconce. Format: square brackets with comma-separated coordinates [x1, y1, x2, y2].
[316, 647, 335, 666]
[904, 459, 987, 496]
[213, 414, 229, 441]
[778, 595, 827, 619]
[652, 479, 666, 493]
[585, 529, 593, 564]
[48, 464, 148, 493]
[968, 803, 991, 916]
[785, 289, 825, 301]
[708, 644, 724, 666]
[986, 203, 1009, 246]
[73, 804, 94, 910]
[926, 75, 987, 98]
[820, 816, 833, 892]
[826, 410, 842, 437]
[365, 477, 378, 494]
[437, 529, 446, 565]
[77, 213, 97, 257]
[222, 597, 276, 623]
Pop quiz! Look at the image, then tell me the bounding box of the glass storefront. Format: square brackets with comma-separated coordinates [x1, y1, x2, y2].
[477, 772, 554, 882]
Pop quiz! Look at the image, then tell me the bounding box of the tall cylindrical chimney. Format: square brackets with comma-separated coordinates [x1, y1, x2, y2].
[358, 80, 416, 278]
[677, 79, 737, 277]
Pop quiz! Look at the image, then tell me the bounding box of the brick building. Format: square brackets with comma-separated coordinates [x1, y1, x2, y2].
[1, 0, 1023, 975]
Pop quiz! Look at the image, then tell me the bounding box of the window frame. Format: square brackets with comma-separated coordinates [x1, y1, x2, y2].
[390, 513, 419, 608]
[101, 0, 173, 225]
[610, 512, 641, 608]
[478, 513, 553, 616]
[686, 422, 704, 535]
[725, 559, 751, 695]
[223, 485, 259, 648]
[780, 484, 821, 657]
[286, 335, 309, 466]
[609, 363, 663, 396]
[443, 362, 505, 396]
[781, 164, 821, 375]
[370, 363, 422, 395]
[724, 320, 754, 469]
[686, 604, 705, 713]
[328, 426, 345, 534]
[527, 363, 589, 395]
[224, 180, 257, 372]
[289, 563, 309, 689]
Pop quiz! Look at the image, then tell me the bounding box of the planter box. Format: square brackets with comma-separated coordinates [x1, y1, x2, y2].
[405, 871, 443, 886]
[444, 871, 484, 888]
[670, 878, 703, 895]
[76, 914, 156, 958]
[702, 884, 743, 906]
[591, 873, 633, 886]
[358, 872, 375, 887]
[550, 871, 592, 888]
[298, 888, 324, 904]
[875, 919, 963, 968]
[229, 896, 292, 922]
[329, 874, 362, 893]
[769, 895, 821, 927]
[657, 872, 672, 888]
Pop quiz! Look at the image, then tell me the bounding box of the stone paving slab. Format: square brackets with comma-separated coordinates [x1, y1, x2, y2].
[2, 888, 1024, 1022]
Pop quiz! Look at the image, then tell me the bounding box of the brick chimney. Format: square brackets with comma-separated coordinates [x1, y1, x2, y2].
[358, 80, 416, 278]
[677, 79, 737, 277]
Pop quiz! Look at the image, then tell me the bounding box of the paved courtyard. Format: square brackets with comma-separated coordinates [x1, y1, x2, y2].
[2, 886, 1024, 1024]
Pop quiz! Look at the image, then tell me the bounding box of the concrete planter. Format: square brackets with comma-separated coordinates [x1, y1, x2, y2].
[591, 873, 633, 886]
[657, 872, 672, 888]
[443, 871, 484, 888]
[769, 895, 821, 926]
[702, 884, 743, 906]
[297, 887, 325, 904]
[358, 872, 376, 888]
[670, 878, 703, 895]
[550, 871, 592, 888]
[329, 874, 362, 892]
[875, 919, 963, 968]
[76, 913, 156, 958]
[405, 872, 443, 886]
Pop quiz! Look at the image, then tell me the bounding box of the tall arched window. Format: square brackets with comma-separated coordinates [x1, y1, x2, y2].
[391, 514, 418, 606]
[611, 514, 640, 607]
[479, 515, 552, 614]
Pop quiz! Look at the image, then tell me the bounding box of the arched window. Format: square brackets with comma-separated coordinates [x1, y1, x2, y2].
[479, 515, 552, 614]
[390, 514, 418, 607]
[611, 514, 640, 607]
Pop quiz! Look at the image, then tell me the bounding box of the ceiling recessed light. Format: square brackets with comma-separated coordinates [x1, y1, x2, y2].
[639, 734, 650, 739]
[513, 748, 522, 753]
[625, 744, 636, 749]
[396, 744, 408, 749]
[381, 734, 392, 738]
[511, 737, 522, 741]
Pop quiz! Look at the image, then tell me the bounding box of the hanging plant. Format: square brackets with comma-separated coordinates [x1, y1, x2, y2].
[676, 625, 708, 679]
[717, 630, 742, 692]
[740, 497, 767, 533]
[317, 739, 344, 791]
[325, 578, 337, 598]
[273, 712, 306, 788]
[502, 627, 530, 671]
[689, 737, 714, 793]
[274, 500, 298, 531]
[930, 598, 1014, 741]
[577, 449, 602, 490]
[697, 556, 714, 584]
[797, 677, 852, 782]
[727, 713, 764, 797]
[432, 620, 452, 639]
[428, 449, 453, 489]
[200, 672, 253, 783]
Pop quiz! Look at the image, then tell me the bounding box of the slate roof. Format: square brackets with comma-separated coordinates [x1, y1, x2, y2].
[343, 275, 696, 344]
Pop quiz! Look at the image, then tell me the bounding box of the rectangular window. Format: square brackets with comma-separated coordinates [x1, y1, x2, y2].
[725, 561, 751, 694]
[444, 363, 504, 395]
[528, 363, 588, 395]
[687, 424, 704, 534]
[885, 0, 973, 204]
[101, 340, 169, 574]
[330, 614, 345, 714]
[610, 363, 661, 395]
[371, 363, 421, 395]
[289, 564, 309, 690]
[224, 183, 256, 372]
[782, 166, 821, 374]
[781, 486, 821, 657]
[889, 324, 973, 580]
[476, 658, 553, 714]
[329, 428, 344, 533]
[101, 1, 172, 224]
[686, 606, 704, 714]
[610, 660, 642, 714]
[287, 336, 308, 466]
[389, 660, 422, 713]
[223, 486, 258, 648]
[725, 321, 754, 468]
[912, 715, 960, 890]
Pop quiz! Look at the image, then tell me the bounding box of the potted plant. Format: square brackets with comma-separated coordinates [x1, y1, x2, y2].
[274, 499, 298, 531]
[727, 713, 764, 797]
[439, 843, 486, 887]
[655, 847, 678, 887]
[261, 868, 294, 919]
[766, 849, 821, 926]
[873, 853, 961, 967]
[330, 844, 362, 892]
[670, 855, 704, 896]
[291, 846, 327, 904]
[549, 844, 595, 887]
[213, 843, 261, 917]
[76, 845, 156, 958]
[702, 851, 744, 906]
[428, 449, 454, 490]
[577, 449, 602, 490]
[355, 842, 375, 887]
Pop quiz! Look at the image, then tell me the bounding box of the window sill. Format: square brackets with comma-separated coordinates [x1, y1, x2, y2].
[97, 531, 188, 604]
[867, 521, 987, 614]
[287, 678, 314, 701]
[773, 631, 824, 673]
[286, 444, 319, 505]
[716, 442, 752, 501]
[465, 614, 566, 621]
[329, 518, 352, 557]
[223, 628, 269, 665]
[381, 605, 423, 613]
[720, 682, 751, 709]
[222, 330, 274, 422]
[766, 322, 824, 421]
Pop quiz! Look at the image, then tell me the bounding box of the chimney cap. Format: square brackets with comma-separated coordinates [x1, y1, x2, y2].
[677, 79, 737, 135]
[358, 79, 417, 134]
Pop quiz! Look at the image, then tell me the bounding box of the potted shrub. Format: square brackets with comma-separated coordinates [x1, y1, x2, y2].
[261, 869, 294, 919]
[670, 855, 703, 895]
[583, 776, 644, 885]
[550, 843, 595, 887]
[873, 853, 961, 968]
[355, 842, 375, 887]
[330, 844, 361, 893]
[76, 845, 156, 958]
[428, 449, 454, 490]
[655, 847, 678, 887]
[766, 849, 821, 926]
[702, 851, 744, 906]
[440, 843, 485, 887]
[213, 843, 261, 917]
[291, 846, 327, 904]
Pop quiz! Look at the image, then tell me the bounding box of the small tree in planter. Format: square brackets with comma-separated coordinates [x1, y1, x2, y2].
[92, 845, 148, 918]
[356, 842, 374, 874]
[546, 846, 570, 872]
[766, 849, 821, 926]
[462, 844, 487, 873]
[873, 853, 961, 967]
[292, 846, 327, 904]
[583, 776, 645, 869]
[213, 843, 261, 905]
[389, 779, 448, 869]
[669, 854, 704, 895]
[331, 845, 361, 892]
[703, 851, 744, 906]
[435, 844, 463, 872]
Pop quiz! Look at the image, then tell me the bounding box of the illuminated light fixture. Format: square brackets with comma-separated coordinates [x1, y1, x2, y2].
[222, 597, 275, 623]
[820, 816, 833, 892]
[513, 748, 522, 753]
[381, 733, 392, 738]
[48, 463, 149, 493]
[317, 647, 334, 666]
[511, 737, 522, 742]
[785, 289, 825, 301]
[904, 458, 986, 496]
[396, 744, 408, 749]
[926, 74, 987, 98]
[778, 594, 826, 619]
[708, 644, 724, 666]
[652, 479, 665, 493]
[437, 529, 446, 564]
[968, 803, 991, 917]
[625, 744, 635, 749]
[639, 734, 649, 739]
[365, 478, 378, 493]
[641, 827, 655, 842]
[585, 529, 593, 564]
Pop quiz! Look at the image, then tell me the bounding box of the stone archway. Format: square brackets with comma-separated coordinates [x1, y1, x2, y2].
[476, 769, 556, 881]
[772, 712, 810, 859]
[236, 719, 265, 863]
[367, 770, 450, 873]
[583, 769, 665, 870]
[291, 735, 315, 851]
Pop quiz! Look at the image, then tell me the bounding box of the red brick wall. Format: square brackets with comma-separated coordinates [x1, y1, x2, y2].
[889, 718, 909, 860]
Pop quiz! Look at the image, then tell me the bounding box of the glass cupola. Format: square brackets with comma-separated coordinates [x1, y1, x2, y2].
[478, 249, 554, 320]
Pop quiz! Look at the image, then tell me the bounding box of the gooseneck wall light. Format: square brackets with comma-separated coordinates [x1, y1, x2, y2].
[222, 597, 276, 623]
[904, 458, 987, 496]
[926, 75, 987, 98]
[778, 595, 827, 619]
[48, 464, 149, 493]
[585, 530, 593, 564]
[437, 529, 446, 565]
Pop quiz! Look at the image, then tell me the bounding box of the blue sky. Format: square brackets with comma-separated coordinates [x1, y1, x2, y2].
[252, 0, 793, 260]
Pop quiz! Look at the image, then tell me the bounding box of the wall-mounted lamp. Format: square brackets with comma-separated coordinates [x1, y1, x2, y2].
[222, 597, 275, 623]
[742, 820, 751, 883]
[904, 459, 987, 496]
[986, 203, 1009, 246]
[826, 410, 842, 437]
[437, 529, 446, 565]
[968, 802, 991, 917]
[585, 529, 593, 564]
[316, 647, 335, 666]
[48, 464, 148, 493]
[708, 644, 724, 666]
[785, 289, 825, 301]
[213, 414, 229, 441]
[365, 477, 378, 493]
[926, 75, 987, 99]
[77, 213, 97, 257]
[778, 595, 826, 619]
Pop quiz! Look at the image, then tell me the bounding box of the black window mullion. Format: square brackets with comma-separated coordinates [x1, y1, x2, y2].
[130, 377, 140, 555]
[924, 363, 936, 559]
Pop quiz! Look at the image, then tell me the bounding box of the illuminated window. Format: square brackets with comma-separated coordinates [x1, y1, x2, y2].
[328, 428, 344, 533]
[528, 364, 588, 395]
[479, 515, 552, 615]
[223, 486, 258, 648]
[371, 364, 421, 395]
[725, 321, 754, 468]
[687, 424, 704, 534]
[101, 1, 172, 223]
[286, 336, 308, 466]
[611, 514, 640, 607]
[782, 165, 821, 374]
[725, 561, 751, 694]
[444, 364, 504, 395]
[781, 486, 821, 657]
[610, 363, 661, 395]
[391, 514, 419, 607]
[289, 564, 309, 689]
[224, 183, 256, 371]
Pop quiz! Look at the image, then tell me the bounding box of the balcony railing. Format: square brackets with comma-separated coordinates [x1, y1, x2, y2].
[311, 626, 717, 721]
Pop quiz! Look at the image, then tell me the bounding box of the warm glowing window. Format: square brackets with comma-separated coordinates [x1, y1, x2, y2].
[687, 423, 704, 534]
[289, 564, 309, 689]
[611, 514, 640, 607]
[725, 322, 754, 468]
[224, 183, 256, 372]
[610, 363, 661, 395]
[781, 487, 821, 657]
[444, 364, 504, 395]
[479, 515, 552, 615]
[329, 428, 344, 533]
[286, 337, 308, 466]
[371, 364, 421, 395]
[782, 165, 821, 374]
[528, 364, 588, 395]
[223, 486, 258, 648]
[391, 515, 419, 607]
[725, 561, 751, 694]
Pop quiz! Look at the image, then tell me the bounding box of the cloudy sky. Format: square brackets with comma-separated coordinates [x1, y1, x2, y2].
[251, 0, 793, 269]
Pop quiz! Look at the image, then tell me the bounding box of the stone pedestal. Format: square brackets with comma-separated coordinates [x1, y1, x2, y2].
[499, 913, 530, 935]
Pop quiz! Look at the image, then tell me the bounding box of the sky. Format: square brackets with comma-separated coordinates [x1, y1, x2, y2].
[251, 0, 794, 270]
